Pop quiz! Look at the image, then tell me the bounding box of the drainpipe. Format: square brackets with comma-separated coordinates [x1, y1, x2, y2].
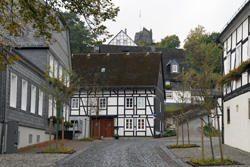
[221, 51, 224, 144]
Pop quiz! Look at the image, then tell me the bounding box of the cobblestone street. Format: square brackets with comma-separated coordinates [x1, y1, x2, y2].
[57, 139, 189, 167]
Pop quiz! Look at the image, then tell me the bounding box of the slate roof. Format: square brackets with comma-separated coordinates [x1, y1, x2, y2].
[99, 45, 187, 82]
[72, 52, 162, 88]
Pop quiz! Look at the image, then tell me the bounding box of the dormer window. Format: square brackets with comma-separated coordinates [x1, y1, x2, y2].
[172, 65, 178, 73]
[101, 68, 105, 72]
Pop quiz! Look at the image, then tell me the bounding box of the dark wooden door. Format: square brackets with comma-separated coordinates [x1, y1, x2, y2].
[91, 119, 100, 138]
[105, 119, 114, 137]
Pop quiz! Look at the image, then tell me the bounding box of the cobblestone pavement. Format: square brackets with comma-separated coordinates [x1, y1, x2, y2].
[57, 139, 190, 167]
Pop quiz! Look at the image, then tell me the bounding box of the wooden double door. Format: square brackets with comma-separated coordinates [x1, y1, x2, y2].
[91, 117, 114, 138]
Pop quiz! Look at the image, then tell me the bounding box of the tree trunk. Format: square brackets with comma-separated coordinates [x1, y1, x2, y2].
[176, 117, 179, 145]
[181, 112, 184, 146]
[49, 117, 52, 149]
[62, 117, 64, 150]
[207, 108, 215, 161]
[201, 118, 204, 160]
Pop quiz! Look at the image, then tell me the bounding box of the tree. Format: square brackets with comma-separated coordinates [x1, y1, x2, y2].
[157, 35, 180, 49]
[137, 40, 151, 47]
[184, 25, 221, 73]
[41, 67, 80, 150]
[189, 43, 222, 161]
[174, 67, 191, 146]
[62, 12, 94, 54]
[0, 0, 119, 70]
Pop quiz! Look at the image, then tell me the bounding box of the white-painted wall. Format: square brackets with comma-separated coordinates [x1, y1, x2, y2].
[224, 92, 250, 152]
[212, 98, 222, 131]
[18, 126, 54, 148]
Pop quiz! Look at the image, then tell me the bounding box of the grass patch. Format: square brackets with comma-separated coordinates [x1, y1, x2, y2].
[190, 158, 238, 166]
[42, 148, 74, 153]
[80, 137, 102, 141]
[162, 130, 176, 137]
[203, 125, 218, 137]
[169, 144, 197, 148]
[165, 106, 181, 112]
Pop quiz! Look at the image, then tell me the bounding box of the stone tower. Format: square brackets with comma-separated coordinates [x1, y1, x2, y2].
[134, 27, 153, 44]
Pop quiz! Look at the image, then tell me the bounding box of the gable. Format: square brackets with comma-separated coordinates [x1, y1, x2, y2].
[108, 30, 138, 46]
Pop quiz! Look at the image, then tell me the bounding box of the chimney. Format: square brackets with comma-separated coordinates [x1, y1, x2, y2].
[94, 45, 99, 53]
[151, 43, 155, 52]
[125, 28, 127, 34]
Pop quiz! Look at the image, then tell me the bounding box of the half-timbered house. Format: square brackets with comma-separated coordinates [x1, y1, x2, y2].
[217, 0, 250, 152]
[70, 52, 165, 138]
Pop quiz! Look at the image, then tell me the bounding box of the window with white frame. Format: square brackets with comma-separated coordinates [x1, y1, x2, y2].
[48, 95, 53, 117]
[125, 118, 133, 130]
[137, 97, 145, 108]
[10, 73, 17, 108]
[72, 98, 79, 109]
[38, 89, 43, 116]
[54, 61, 58, 78]
[172, 65, 178, 73]
[49, 56, 54, 77]
[99, 98, 106, 109]
[166, 92, 173, 99]
[165, 80, 170, 85]
[59, 66, 63, 81]
[53, 97, 56, 116]
[21, 79, 28, 111]
[236, 44, 241, 67]
[30, 85, 36, 114]
[226, 53, 230, 74]
[137, 118, 145, 130]
[126, 97, 133, 108]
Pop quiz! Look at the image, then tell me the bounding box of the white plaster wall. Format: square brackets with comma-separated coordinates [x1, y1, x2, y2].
[108, 97, 117, 105]
[18, 126, 54, 148]
[228, 36, 232, 51]
[237, 25, 243, 43]
[224, 92, 250, 152]
[243, 42, 248, 61]
[242, 72, 248, 86]
[108, 107, 117, 115]
[212, 98, 222, 130]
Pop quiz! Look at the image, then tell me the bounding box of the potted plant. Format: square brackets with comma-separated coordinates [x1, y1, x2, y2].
[114, 133, 119, 139]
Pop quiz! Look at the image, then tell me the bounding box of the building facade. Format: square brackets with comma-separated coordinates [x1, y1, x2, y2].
[70, 52, 165, 138]
[0, 18, 71, 152]
[217, 1, 250, 152]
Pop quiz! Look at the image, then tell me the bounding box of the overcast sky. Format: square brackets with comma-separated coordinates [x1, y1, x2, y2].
[104, 0, 248, 48]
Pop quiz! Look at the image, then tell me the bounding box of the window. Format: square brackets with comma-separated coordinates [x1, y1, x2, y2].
[248, 99, 250, 119]
[101, 68, 105, 72]
[172, 65, 178, 73]
[59, 66, 63, 81]
[226, 53, 230, 74]
[48, 95, 53, 118]
[137, 118, 145, 130]
[37, 135, 40, 143]
[49, 56, 54, 77]
[165, 80, 170, 85]
[38, 90, 43, 116]
[30, 85, 36, 114]
[72, 98, 79, 109]
[166, 92, 173, 99]
[227, 107, 230, 124]
[21, 79, 28, 111]
[236, 44, 241, 67]
[99, 98, 106, 109]
[29, 134, 33, 144]
[54, 61, 58, 78]
[125, 118, 133, 130]
[116, 40, 120, 45]
[126, 97, 133, 108]
[137, 97, 145, 108]
[10, 73, 17, 108]
[123, 40, 127, 45]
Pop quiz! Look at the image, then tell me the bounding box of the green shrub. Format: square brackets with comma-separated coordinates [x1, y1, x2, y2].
[203, 125, 218, 137]
[190, 158, 237, 165]
[80, 138, 94, 141]
[64, 121, 73, 127]
[170, 144, 197, 148]
[162, 130, 176, 137]
[42, 148, 74, 153]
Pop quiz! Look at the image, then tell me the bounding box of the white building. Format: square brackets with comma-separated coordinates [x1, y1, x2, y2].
[217, 0, 250, 152]
[70, 52, 165, 138]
